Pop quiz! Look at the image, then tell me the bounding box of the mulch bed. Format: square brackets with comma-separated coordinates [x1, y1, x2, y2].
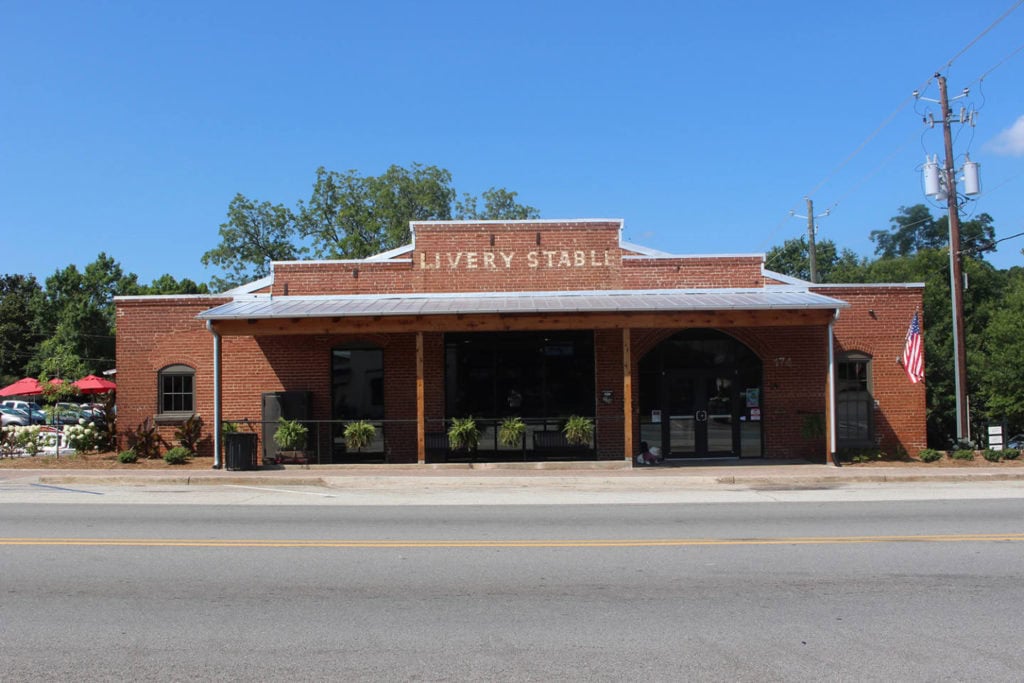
[0, 452, 215, 469]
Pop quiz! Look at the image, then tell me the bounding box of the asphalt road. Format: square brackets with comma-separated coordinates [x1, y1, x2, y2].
[4, 498, 1024, 681]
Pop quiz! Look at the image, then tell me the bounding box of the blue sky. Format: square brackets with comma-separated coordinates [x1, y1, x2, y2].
[3, 1, 1023, 286]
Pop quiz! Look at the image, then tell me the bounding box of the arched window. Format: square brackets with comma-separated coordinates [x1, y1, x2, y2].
[836, 352, 873, 447]
[158, 364, 195, 416]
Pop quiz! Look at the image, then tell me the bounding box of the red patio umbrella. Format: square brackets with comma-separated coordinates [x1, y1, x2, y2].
[72, 374, 117, 394]
[0, 377, 44, 397]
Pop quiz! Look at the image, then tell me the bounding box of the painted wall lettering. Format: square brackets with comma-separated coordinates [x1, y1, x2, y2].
[418, 250, 615, 270]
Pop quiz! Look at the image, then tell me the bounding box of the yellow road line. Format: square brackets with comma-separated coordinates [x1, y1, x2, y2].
[1, 534, 1023, 548]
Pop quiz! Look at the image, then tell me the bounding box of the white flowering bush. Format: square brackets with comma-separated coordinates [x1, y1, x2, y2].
[64, 421, 101, 453]
[1, 427, 17, 457]
[4, 425, 43, 456]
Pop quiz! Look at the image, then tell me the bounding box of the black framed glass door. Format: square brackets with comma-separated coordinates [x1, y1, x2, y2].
[665, 372, 736, 457]
[638, 329, 763, 460]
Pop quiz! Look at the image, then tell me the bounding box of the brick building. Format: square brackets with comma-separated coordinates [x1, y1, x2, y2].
[114, 219, 926, 467]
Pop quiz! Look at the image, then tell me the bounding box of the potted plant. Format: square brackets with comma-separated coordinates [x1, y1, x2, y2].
[562, 415, 594, 447]
[273, 418, 309, 463]
[498, 416, 526, 448]
[344, 420, 376, 452]
[448, 416, 480, 454]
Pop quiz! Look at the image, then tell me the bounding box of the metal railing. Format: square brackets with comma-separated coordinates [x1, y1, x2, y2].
[222, 416, 604, 465]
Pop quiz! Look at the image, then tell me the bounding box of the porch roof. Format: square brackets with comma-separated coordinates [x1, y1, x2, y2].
[197, 287, 848, 321]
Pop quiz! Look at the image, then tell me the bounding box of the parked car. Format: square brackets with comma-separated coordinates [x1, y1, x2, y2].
[1, 407, 29, 427]
[1007, 434, 1024, 450]
[2, 400, 43, 417]
[48, 402, 86, 425]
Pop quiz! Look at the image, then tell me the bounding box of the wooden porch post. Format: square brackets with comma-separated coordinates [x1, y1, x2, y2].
[623, 328, 634, 462]
[416, 331, 425, 464]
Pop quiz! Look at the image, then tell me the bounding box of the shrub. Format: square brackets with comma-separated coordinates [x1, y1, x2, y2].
[64, 422, 102, 453]
[117, 449, 138, 463]
[1003, 448, 1020, 461]
[982, 449, 1003, 463]
[129, 418, 165, 459]
[846, 448, 886, 464]
[951, 449, 975, 461]
[175, 414, 203, 453]
[918, 448, 943, 463]
[163, 446, 191, 465]
[8, 425, 43, 456]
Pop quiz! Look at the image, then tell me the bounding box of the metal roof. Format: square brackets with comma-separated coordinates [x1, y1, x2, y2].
[197, 287, 847, 321]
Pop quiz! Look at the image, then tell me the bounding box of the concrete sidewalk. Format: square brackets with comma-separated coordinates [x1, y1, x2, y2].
[10, 461, 1024, 491]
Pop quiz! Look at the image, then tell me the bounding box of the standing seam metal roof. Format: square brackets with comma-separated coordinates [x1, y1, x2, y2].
[197, 288, 848, 320]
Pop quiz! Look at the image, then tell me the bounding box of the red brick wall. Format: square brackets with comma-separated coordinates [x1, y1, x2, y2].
[821, 285, 927, 456]
[594, 329, 626, 459]
[115, 297, 229, 456]
[629, 326, 830, 461]
[272, 221, 767, 295]
[115, 223, 926, 464]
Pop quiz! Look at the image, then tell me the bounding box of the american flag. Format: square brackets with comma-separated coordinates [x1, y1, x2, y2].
[903, 312, 924, 383]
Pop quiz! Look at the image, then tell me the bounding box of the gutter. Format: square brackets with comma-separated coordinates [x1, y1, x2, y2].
[207, 320, 222, 469]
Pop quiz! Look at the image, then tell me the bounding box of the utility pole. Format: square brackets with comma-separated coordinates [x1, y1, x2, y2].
[938, 74, 970, 443]
[917, 73, 977, 443]
[790, 199, 830, 283]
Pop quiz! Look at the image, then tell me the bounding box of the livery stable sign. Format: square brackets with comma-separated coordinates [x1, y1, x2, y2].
[418, 250, 618, 270]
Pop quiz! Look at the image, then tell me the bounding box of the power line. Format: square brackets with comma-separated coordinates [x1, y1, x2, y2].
[791, 1, 1024, 220]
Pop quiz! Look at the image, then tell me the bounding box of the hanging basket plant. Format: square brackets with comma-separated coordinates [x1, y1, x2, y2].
[498, 416, 526, 448]
[562, 415, 594, 447]
[448, 417, 480, 452]
[344, 420, 376, 452]
[273, 418, 308, 452]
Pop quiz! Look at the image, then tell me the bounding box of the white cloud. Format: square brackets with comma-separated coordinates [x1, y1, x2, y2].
[984, 115, 1024, 156]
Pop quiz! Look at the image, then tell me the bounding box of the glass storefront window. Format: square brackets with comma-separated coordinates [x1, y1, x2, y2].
[445, 331, 595, 418]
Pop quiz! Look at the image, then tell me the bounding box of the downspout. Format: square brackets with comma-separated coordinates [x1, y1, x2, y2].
[826, 310, 838, 466]
[207, 320, 222, 469]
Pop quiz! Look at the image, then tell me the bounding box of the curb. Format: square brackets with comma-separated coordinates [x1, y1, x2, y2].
[32, 469, 1024, 489]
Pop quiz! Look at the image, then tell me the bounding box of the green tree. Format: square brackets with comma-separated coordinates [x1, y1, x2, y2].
[144, 274, 211, 295]
[870, 204, 995, 259]
[454, 187, 540, 221]
[978, 268, 1024, 429]
[28, 254, 141, 379]
[295, 164, 456, 259]
[0, 274, 46, 381]
[763, 237, 866, 283]
[201, 194, 302, 291]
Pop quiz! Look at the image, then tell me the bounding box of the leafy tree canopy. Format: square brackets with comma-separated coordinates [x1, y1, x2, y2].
[764, 237, 865, 283]
[455, 187, 540, 221]
[0, 274, 46, 383]
[870, 204, 995, 259]
[978, 268, 1024, 427]
[296, 164, 457, 260]
[205, 164, 539, 289]
[144, 274, 211, 295]
[201, 194, 303, 292]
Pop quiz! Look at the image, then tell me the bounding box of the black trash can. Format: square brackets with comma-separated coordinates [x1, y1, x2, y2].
[225, 432, 258, 471]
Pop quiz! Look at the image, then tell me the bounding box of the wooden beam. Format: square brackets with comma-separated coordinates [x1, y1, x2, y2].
[416, 332, 425, 464]
[209, 308, 837, 337]
[623, 328, 634, 462]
